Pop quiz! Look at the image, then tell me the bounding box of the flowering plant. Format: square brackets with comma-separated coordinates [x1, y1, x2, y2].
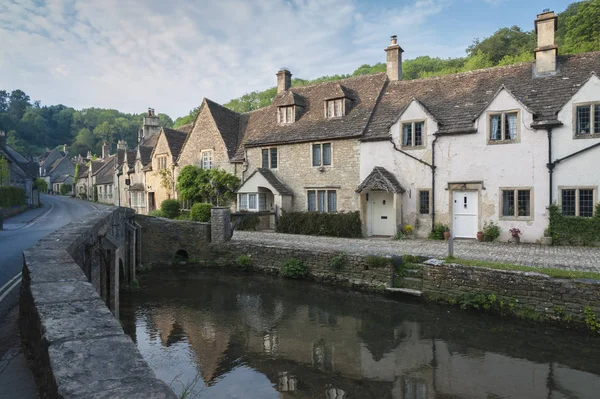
[509, 228, 522, 238]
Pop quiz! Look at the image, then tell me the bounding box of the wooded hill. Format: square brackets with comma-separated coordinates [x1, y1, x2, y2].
[1, 1, 597, 154]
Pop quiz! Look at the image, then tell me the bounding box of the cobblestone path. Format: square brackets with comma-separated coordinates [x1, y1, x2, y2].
[232, 231, 600, 273]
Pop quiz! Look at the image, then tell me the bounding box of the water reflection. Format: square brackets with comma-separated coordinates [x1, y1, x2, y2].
[120, 270, 600, 399]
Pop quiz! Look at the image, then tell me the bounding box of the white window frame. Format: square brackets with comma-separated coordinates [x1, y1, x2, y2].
[401, 120, 426, 149]
[499, 187, 533, 220]
[311, 143, 332, 167]
[278, 106, 295, 124]
[201, 150, 213, 170]
[307, 189, 337, 213]
[261, 147, 278, 169]
[488, 110, 520, 144]
[574, 102, 600, 137]
[558, 186, 597, 217]
[325, 98, 344, 118]
[238, 192, 268, 212]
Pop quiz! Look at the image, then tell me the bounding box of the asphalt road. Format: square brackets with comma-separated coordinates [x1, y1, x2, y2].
[0, 195, 97, 318]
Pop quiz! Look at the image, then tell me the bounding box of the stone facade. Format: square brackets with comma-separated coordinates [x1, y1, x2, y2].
[244, 138, 361, 212]
[422, 263, 600, 322]
[19, 206, 175, 398]
[145, 133, 174, 208]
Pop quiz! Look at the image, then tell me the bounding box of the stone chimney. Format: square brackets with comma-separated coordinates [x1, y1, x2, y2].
[385, 35, 404, 81]
[276, 68, 292, 94]
[63, 144, 67, 155]
[86, 150, 92, 160]
[140, 107, 161, 142]
[0, 130, 5, 148]
[117, 140, 128, 151]
[534, 10, 558, 75]
[102, 141, 110, 159]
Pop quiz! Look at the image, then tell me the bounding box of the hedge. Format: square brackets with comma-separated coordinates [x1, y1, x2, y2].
[160, 199, 181, 219]
[548, 203, 600, 246]
[190, 203, 212, 222]
[0, 186, 26, 208]
[276, 211, 362, 238]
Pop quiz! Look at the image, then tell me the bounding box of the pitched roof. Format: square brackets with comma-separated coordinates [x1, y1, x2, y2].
[272, 90, 306, 107]
[1, 144, 37, 179]
[77, 164, 89, 179]
[365, 52, 600, 139]
[204, 99, 241, 160]
[126, 150, 136, 170]
[356, 166, 405, 193]
[95, 156, 115, 185]
[138, 133, 160, 167]
[162, 127, 189, 162]
[54, 174, 72, 183]
[177, 123, 194, 134]
[234, 73, 387, 159]
[238, 168, 293, 196]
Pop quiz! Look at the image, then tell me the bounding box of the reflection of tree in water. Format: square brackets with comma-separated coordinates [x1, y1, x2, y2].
[358, 319, 407, 362]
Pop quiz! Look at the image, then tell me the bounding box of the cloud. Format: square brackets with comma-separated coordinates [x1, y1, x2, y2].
[0, 0, 454, 118]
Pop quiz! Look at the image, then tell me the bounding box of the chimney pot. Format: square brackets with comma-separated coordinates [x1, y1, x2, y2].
[390, 35, 397, 45]
[276, 68, 292, 94]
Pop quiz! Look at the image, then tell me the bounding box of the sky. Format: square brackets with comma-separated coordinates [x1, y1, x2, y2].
[0, 0, 572, 119]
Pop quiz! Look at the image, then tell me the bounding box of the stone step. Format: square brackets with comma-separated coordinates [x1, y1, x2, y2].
[399, 277, 423, 290]
[385, 287, 423, 297]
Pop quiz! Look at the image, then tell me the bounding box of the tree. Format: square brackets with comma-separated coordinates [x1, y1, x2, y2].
[0, 155, 9, 186]
[561, 0, 600, 53]
[8, 89, 31, 122]
[176, 165, 240, 205]
[467, 26, 535, 65]
[34, 178, 48, 193]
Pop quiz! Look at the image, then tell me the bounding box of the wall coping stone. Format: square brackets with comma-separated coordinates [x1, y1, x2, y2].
[20, 206, 177, 399]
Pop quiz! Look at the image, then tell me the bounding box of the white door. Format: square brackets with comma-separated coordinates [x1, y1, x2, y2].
[369, 192, 395, 236]
[452, 191, 478, 238]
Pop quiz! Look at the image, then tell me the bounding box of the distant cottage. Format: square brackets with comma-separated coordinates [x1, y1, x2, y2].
[78, 10, 600, 243]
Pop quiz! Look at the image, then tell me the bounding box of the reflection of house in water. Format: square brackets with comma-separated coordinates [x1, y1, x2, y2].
[134, 276, 600, 399]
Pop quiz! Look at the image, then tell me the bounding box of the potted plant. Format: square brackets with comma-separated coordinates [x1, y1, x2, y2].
[509, 227, 522, 244]
[477, 231, 484, 241]
[443, 227, 451, 241]
[540, 228, 553, 246]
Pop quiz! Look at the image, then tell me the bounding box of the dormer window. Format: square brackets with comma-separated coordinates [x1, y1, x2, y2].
[278, 106, 294, 124]
[326, 99, 344, 118]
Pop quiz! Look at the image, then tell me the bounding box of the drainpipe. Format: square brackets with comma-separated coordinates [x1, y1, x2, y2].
[547, 128, 553, 206]
[431, 135, 438, 230]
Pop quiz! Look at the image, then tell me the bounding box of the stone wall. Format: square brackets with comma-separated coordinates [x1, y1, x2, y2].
[422, 263, 600, 321]
[20, 206, 176, 399]
[220, 242, 394, 291]
[135, 214, 211, 266]
[0, 204, 28, 220]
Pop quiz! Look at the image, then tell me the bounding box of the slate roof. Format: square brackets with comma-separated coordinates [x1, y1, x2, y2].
[129, 182, 145, 191]
[94, 156, 115, 185]
[54, 174, 72, 184]
[233, 73, 387, 160]
[204, 99, 241, 160]
[177, 123, 194, 134]
[1, 144, 37, 179]
[126, 150, 136, 170]
[364, 52, 600, 140]
[139, 133, 160, 167]
[356, 166, 405, 193]
[272, 91, 307, 107]
[162, 127, 189, 162]
[77, 164, 89, 179]
[239, 168, 294, 196]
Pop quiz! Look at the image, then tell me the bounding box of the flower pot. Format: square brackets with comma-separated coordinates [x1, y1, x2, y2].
[443, 231, 451, 241]
[512, 235, 520, 244]
[540, 236, 552, 246]
[476, 231, 484, 242]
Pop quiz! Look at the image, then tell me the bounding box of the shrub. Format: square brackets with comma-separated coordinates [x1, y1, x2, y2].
[0, 186, 25, 208]
[160, 199, 181, 219]
[60, 184, 72, 195]
[483, 221, 501, 242]
[280, 258, 307, 279]
[149, 209, 166, 217]
[548, 203, 600, 246]
[366, 255, 392, 268]
[236, 213, 260, 231]
[276, 211, 362, 238]
[34, 178, 48, 193]
[190, 203, 212, 222]
[329, 252, 346, 271]
[175, 212, 191, 220]
[428, 224, 447, 240]
[236, 254, 252, 270]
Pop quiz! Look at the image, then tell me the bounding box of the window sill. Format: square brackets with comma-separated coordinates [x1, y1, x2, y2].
[487, 139, 518, 145]
[499, 216, 533, 221]
[400, 145, 426, 150]
[574, 133, 600, 140]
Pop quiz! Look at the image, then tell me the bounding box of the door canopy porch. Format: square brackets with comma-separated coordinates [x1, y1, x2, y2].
[356, 167, 405, 194]
[237, 168, 293, 197]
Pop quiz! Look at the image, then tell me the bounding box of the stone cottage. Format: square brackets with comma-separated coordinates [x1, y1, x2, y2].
[0, 130, 39, 206]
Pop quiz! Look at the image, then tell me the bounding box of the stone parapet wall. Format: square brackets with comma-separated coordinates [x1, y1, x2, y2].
[221, 242, 393, 290]
[135, 214, 211, 266]
[422, 263, 600, 321]
[20, 207, 176, 399]
[0, 205, 28, 219]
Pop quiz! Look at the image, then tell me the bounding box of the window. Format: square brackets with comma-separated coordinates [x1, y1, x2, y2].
[312, 143, 332, 167]
[326, 99, 344, 118]
[108, 185, 112, 198]
[575, 103, 600, 135]
[307, 190, 336, 212]
[157, 156, 167, 170]
[238, 193, 267, 212]
[201, 150, 213, 169]
[501, 188, 532, 218]
[278, 106, 294, 124]
[401, 121, 425, 147]
[489, 112, 518, 142]
[261, 148, 278, 169]
[418, 190, 430, 214]
[561, 188, 595, 217]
